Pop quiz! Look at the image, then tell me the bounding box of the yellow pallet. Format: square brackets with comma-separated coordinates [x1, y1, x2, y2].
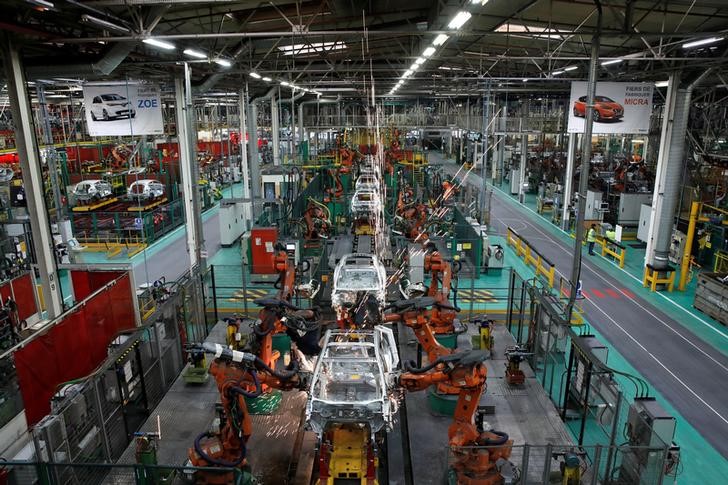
[71, 197, 119, 212]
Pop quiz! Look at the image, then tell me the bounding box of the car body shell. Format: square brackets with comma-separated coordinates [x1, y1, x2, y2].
[72, 179, 113, 202]
[127, 179, 165, 201]
[331, 253, 387, 317]
[306, 327, 399, 436]
[573, 95, 624, 121]
[89, 94, 136, 121]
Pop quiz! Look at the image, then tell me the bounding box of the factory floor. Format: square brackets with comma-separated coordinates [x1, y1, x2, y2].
[114, 303, 577, 485]
[431, 151, 728, 483]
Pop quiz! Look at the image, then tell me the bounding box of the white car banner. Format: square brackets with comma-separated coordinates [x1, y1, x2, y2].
[567, 82, 654, 135]
[83, 83, 163, 137]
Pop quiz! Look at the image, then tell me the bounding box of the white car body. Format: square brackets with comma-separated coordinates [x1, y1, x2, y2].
[306, 327, 399, 436]
[72, 179, 113, 202]
[350, 189, 381, 216]
[355, 172, 380, 191]
[331, 253, 387, 321]
[89, 94, 136, 121]
[127, 179, 165, 201]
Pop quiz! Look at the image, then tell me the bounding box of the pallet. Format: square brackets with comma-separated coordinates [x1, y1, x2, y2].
[71, 197, 119, 212]
[127, 197, 168, 212]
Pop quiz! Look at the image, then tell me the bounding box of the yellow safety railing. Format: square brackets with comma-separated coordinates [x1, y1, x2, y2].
[506, 227, 556, 288]
[597, 236, 626, 268]
[76, 232, 147, 259]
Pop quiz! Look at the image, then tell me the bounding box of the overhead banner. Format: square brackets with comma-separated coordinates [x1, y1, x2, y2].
[567, 82, 653, 135]
[83, 83, 163, 137]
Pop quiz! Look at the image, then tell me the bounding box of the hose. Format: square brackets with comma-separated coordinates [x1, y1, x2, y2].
[403, 358, 440, 374]
[231, 371, 262, 398]
[481, 430, 510, 446]
[254, 356, 299, 380]
[194, 431, 246, 467]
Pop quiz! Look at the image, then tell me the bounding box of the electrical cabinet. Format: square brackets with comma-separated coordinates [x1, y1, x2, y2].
[637, 204, 652, 242]
[620, 397, 676, 484]
[219, 201, 246, 247]
[510, 168, 520, 194]
[618, 193, 653, 226]
[250, 227, 279, 274]
[668, 229, 686, 265]
[585, 191, 603, 220]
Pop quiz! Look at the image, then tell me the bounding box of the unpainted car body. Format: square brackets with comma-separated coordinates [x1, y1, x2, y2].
[72, 179, 113, 203]
[331, 253, 387, 326]
[127, 179, 165, 201]
[306, 327, 400, 436]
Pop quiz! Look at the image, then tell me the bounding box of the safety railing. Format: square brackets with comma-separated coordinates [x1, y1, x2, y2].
[0, 460, 246, 485]
[446, 442, 676, 485]
[597, 236, 626, 268]
[506, 227, 556, 287]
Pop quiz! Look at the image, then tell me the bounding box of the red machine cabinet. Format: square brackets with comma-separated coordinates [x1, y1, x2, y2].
[250, 227, 278, 274]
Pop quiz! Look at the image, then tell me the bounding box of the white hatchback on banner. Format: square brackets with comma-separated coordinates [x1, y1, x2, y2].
[567, 82, 654, 135]
[83, 82, 164, 137]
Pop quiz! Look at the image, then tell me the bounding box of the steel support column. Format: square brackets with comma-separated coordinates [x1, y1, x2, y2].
[568, 0, 602, 316]
[238, 85, 252, 229]
[561, 134, 578, 230]
[519, 132, 528, 203]
[271, 96, 280, 165]
[495, 103, 506, 185]
[247, 102, 261, 202]
[175, 64, 205, 271]
[2, 36, 63, 317]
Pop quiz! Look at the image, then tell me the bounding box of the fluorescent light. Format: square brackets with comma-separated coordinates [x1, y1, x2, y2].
[415, 57, 425, 65]
[522, 78, 528, 82]
[563, 65, 578, 72]
[143, 38, 175, 50]
[214, 58, 232, 67]
[682, 37, 723, 49]
[601, 59, 623, 66]
[183, 48, 207, 59]
[80, 14, 129, 33]
[26, 0, 54, 9]
[280, 81, 290, 86]
[402, 70, 413, 78]
[262, 77, 272, 82]
[249, 72, 262, 79]
[552, 70, 564, 76]
[448, 11, 472, 30]
[410, 63, 420, 71]
[471, 0, 489, 4]
[655, 80, 669, 87]
[433, 34, 449, 46]
[423, 47, 436, 57]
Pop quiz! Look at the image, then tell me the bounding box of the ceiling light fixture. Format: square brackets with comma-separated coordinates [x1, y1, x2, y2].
[415, 57, 426, 65]
[80, 14, 129, 33]
[280, 81, 290, 86]
[552, 70, 564, 76]
[249, 72, 262, 79]
[143, 38, 175, 50]
[433, 34, 449, 46]
[214, 58, 232, 67]
[402, 70, 413, 78]
[25, 0, 54, 10]
[601, 59, 623, 66]
[682, 37, 724, 49]
[448, 11, 472, 30]
[410, 63, 420, 71]
[522, 78, 528, 82]
[262, 77, 272, 82]
[423, 47, 436, 57]
[563, 65, 578, 72]
[183, 48, 207, 59]
[655, 80, 669, 87]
